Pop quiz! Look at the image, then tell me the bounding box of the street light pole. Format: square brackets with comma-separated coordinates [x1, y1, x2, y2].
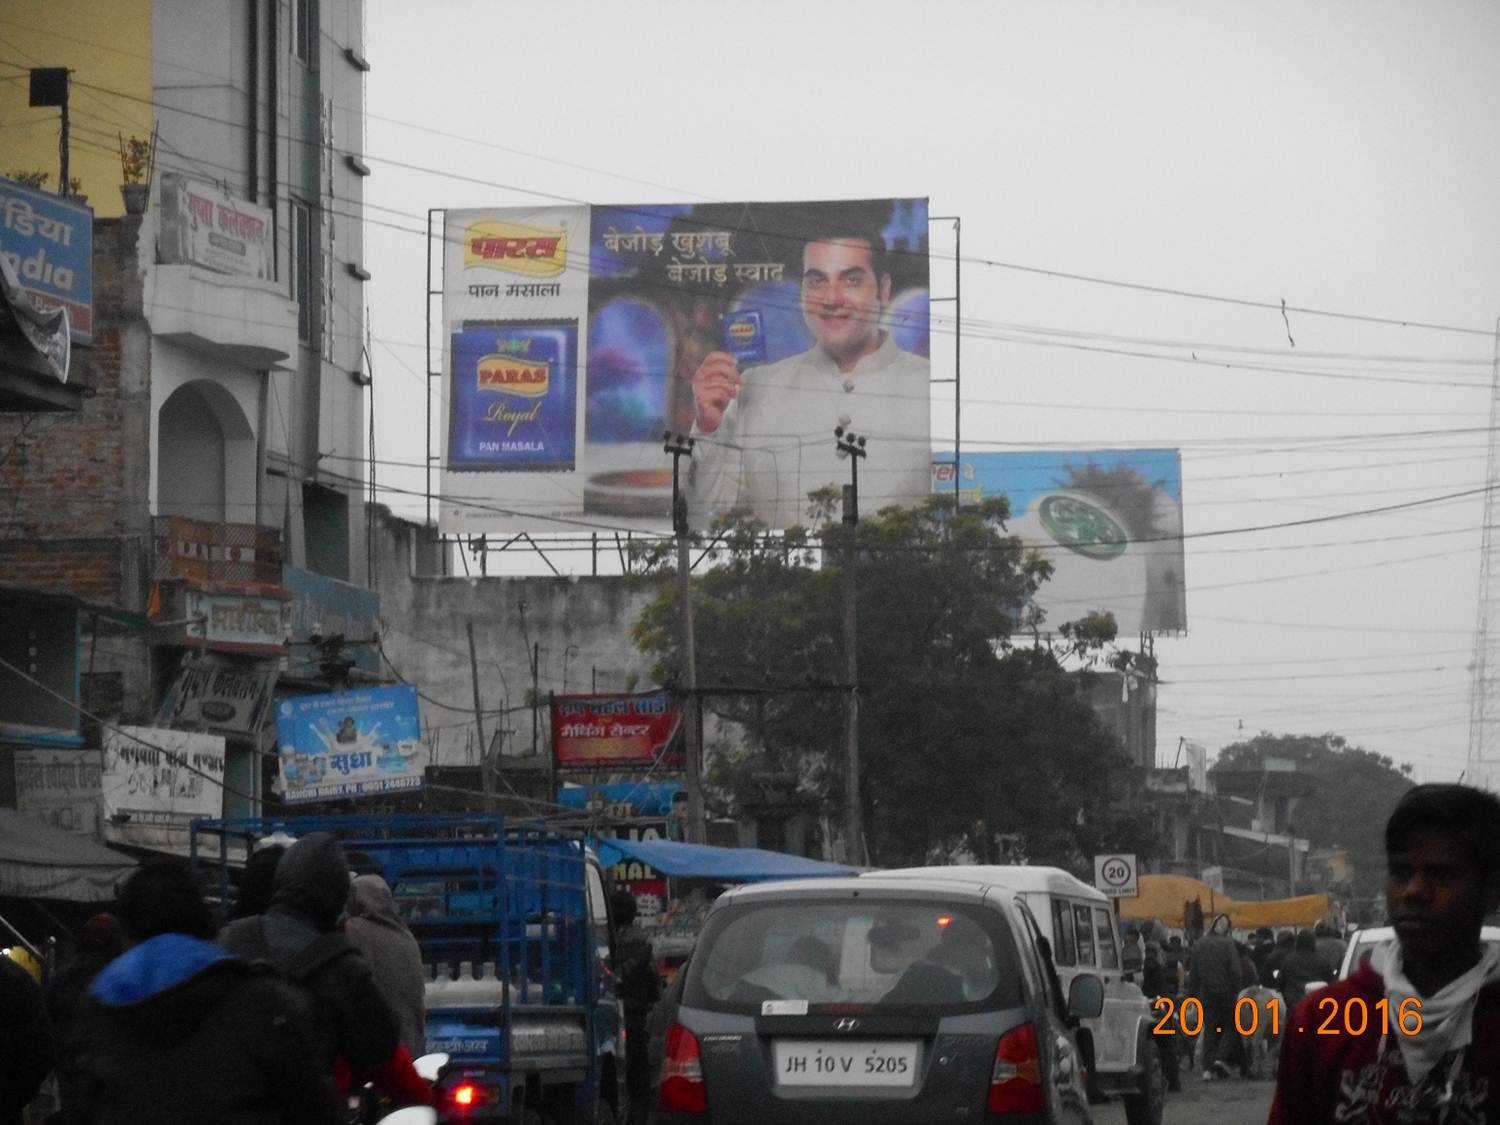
[665, 431, 706, 844]
[835, 426, 867, 865]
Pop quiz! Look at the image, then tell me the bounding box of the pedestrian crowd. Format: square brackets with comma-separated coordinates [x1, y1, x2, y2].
[1, 832, 432, 1125]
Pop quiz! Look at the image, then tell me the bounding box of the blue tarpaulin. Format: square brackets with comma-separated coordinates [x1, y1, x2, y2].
[593, 837, 857, 881]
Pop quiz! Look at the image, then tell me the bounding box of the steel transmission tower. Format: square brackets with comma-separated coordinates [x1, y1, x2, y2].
[1467, 318, 1500, 791]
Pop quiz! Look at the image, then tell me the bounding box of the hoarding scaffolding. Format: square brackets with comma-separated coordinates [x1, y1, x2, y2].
[1467, 317, 1500, 793]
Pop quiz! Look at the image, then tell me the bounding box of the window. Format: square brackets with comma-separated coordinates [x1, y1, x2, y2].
[293, 201, 313, 342]
[302, 482, 348, 580]
[1094, 907, 1120, 970]
[1013, 902, 1061, 1015]
[293, 0, 318, 63]
[1072, 903, 1095, 966]
[1050, 899, 1077, 966]
[686, 899, 1020, 1014]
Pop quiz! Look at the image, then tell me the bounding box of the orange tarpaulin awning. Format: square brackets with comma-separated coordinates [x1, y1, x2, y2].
[1118, 873, 1330, 931]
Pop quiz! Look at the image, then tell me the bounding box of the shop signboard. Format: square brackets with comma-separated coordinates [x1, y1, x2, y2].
[0, 174, 92, 342]
[102, 726, 226, 854]
[183, 588, 290, 654]
[551, 691, 684, 769]
[275, 684, 423, 802]
[13, 747, 102, 836]
[156, 652, 279, 736]
[158, 174, 274, 280]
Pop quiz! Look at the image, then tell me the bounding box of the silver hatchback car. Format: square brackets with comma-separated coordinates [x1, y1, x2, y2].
[655, 876, 1103, 1125]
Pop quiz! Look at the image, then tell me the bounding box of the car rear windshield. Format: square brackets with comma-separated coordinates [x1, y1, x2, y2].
[683, 898, 1023, 1014]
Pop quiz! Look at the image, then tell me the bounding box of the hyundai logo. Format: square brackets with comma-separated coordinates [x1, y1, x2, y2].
[835, 1018, 860, 1032]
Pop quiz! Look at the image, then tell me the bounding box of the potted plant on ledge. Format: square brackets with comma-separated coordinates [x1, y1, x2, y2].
[119, 129, 155, 215]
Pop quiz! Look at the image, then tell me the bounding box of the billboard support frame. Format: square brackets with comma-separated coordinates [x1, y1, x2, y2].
[930, 215, 961, 508]
[425, 207, 444, 530]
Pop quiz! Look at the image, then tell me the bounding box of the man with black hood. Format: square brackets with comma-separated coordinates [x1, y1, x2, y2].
[217, 831, 400, 1091]
[71, 858, 338, 1125]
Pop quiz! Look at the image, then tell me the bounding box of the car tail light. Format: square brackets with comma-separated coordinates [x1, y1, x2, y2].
[987, 1022, 1044, 1116]
[659, 1023, 708, 1114]
[449, 1081, 489, 1111]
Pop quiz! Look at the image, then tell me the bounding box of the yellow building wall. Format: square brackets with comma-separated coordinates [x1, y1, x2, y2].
[0, 0, 153, 218]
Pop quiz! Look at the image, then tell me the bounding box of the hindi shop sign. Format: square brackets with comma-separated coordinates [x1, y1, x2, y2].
[159, 174, 274, 281]
[275, 685, 423, 803]
[0, 175, 93, 343]
[184, 588, 290, 654]
[13, 748, 102, 836]
[551, 691, 684, 769]
[102, 726, 226, 838]
[156, 653, 279, 736]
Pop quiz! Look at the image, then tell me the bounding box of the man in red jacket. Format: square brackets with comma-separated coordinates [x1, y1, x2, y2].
[1269, 783, 1500, 1124]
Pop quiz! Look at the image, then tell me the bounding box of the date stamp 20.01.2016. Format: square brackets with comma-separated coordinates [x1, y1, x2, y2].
[1151, 994, 1423, 1038]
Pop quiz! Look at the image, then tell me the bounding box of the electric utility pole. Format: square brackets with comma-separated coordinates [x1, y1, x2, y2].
[665, 431, 706, 843]
[835, 425, 867, 864]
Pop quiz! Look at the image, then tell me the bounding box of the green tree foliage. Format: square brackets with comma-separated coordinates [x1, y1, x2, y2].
[1212, 732, 1414, 898]
[631, 495, 1156, 869]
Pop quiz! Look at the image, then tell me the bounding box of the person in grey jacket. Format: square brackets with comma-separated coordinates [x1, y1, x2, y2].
[345, 874, 426, 1058]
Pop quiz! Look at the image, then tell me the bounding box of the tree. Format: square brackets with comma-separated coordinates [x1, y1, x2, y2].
[1211, 732, 1414, 899]
[631, 494, 1157, 869]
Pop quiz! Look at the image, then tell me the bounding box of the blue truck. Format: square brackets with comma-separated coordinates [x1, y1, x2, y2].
[192, 813, 625, 1125]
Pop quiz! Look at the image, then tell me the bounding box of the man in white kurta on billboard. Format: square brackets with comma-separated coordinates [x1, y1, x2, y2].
[685, 231, 929, 530]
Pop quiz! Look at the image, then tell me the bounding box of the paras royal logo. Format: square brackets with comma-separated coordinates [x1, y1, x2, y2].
[464, 219, 567, 278]
[477, 354, 550, 399]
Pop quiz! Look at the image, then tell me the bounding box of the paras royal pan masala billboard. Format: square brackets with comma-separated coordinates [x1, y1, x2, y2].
[439, 198, 931, 534]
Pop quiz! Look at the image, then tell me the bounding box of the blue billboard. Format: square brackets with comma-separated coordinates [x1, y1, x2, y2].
[275, 684, 423, 802]
[0, 175, 93, 343]
[934, 449, 1186, 635]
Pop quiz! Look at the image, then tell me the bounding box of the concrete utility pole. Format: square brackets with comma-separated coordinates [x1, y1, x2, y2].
[665, 432, 706, 843]
[836, 426, 867, 865]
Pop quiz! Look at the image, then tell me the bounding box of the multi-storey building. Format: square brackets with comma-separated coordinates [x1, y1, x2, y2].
[0, 0, 373, 844]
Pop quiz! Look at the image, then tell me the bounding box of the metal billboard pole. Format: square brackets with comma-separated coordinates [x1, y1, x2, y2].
[930, 216, 962, 506]
[425, 208, 443, 530]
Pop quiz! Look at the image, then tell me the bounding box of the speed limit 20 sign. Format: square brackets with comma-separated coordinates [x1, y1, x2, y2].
[1093, 853, 1138, 898]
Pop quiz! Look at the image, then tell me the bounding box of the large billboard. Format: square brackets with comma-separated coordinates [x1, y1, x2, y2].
[440, 199, 931, 533]
[935, 449, 1186, 635]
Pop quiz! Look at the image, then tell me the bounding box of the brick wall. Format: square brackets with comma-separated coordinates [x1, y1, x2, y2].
[0, 216, 151, 607]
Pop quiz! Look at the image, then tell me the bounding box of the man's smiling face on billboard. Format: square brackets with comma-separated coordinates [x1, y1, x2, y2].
[801, 237, 891, 368]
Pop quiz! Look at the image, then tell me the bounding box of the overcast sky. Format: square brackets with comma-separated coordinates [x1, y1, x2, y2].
[363, 1, 1500, 783]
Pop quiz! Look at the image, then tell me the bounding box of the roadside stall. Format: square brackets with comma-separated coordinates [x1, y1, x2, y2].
[1119, 871, 1331, 932]
[593, 838, 858, 980]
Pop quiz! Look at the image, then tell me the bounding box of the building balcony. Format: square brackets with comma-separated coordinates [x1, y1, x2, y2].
[146, 263, 299, 369]
[151, 515, 283, 588]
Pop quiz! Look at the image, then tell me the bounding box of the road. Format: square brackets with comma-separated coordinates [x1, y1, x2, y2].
[1093, 1075, 1274, 1125]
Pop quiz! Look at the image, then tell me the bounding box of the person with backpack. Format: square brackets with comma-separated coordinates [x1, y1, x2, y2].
[612, 891, 661, 1125]
[69, 858, 338, 1125]
[217, 832, 426, 1106]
